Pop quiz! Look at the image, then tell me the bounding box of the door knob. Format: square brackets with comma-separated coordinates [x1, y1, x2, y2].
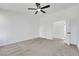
[67, 32, 71, 34]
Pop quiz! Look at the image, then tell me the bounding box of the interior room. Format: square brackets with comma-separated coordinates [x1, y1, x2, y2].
[0, 3, 79, 56]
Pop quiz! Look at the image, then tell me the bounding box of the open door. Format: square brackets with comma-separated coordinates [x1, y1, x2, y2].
[65, 19, 71, 45]
[65, 18, 77, 45]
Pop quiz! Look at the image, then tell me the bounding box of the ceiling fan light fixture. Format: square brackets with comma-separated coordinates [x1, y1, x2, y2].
[37, 9, 41, 11]
[28, 3, 50, 14]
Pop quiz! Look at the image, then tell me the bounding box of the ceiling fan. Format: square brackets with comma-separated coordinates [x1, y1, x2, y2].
[28, 3, 50, 14]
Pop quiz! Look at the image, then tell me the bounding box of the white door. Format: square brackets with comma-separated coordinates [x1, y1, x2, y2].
[70, 18, 77, 44]
[65, 19, 71, 45]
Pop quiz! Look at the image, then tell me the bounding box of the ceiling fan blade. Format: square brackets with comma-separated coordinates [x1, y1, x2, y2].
[28, 8, 37, 10]
[41, 10, 46, 13]
[35, 11, 38, 14]
[35, 3, 40, 8]
[41, 5, 50, 9]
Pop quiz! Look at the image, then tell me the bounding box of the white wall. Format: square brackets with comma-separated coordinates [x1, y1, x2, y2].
[0, 9, 39, 46]
[77, 5, 79, 48]
[40, 5, 78, 45]
[0, 5, 79, 46]
[40, 18, 53, 39]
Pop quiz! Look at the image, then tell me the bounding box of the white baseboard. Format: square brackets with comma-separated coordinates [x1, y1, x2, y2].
[0, 36, 53, 46]
[39, 36, 53, 40]
[0, 36, 39, 46]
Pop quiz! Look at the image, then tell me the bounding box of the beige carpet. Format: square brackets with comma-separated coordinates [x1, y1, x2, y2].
[0, 38, 79, 56]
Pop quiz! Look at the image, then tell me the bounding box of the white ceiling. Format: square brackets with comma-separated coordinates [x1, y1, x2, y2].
[0, 3, 78, 16]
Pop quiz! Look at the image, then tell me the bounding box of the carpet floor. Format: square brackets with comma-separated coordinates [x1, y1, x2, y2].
[0, 38, 79, 56]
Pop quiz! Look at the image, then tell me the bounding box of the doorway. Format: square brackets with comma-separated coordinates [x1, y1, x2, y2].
[53, 20, 66, 39]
